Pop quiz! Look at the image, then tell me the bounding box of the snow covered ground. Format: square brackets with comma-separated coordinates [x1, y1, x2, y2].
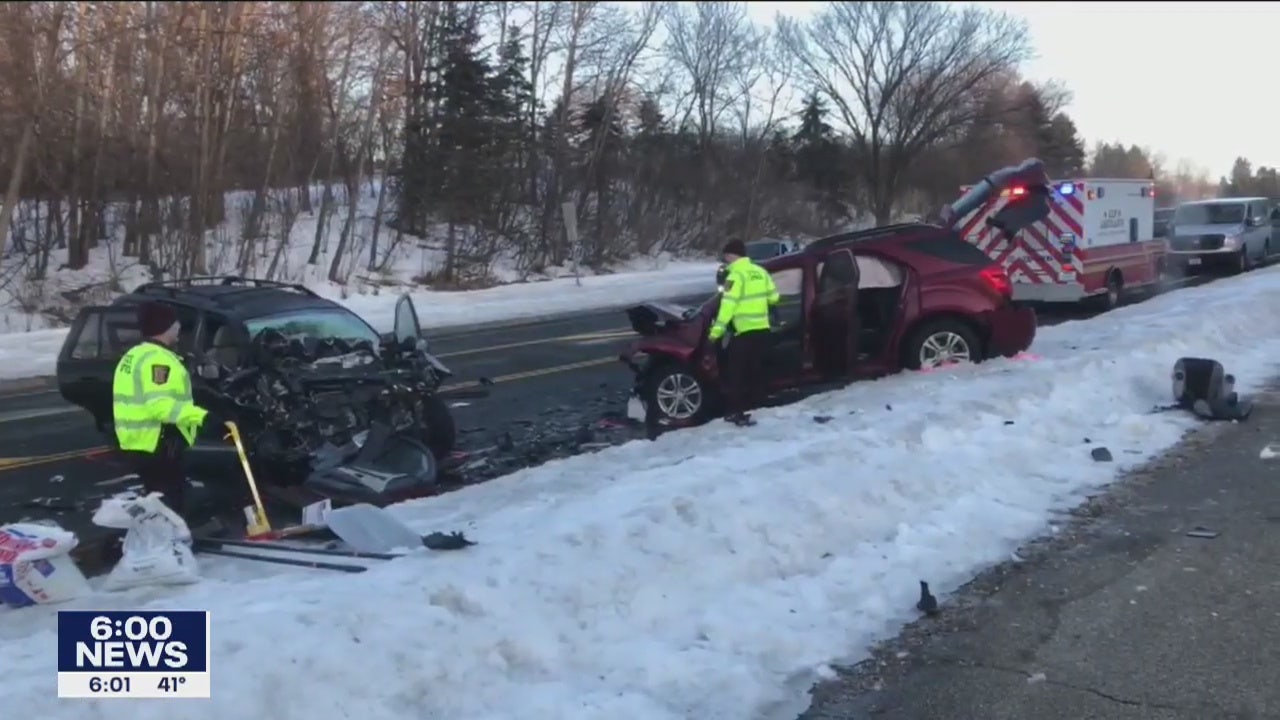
[5, 266, 1280, 719]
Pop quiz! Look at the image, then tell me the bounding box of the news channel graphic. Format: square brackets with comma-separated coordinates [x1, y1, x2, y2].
[57, 610, 210, 699]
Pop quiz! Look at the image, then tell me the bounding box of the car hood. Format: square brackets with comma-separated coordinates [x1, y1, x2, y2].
[626, 301, 699, 336]
[1170, 223, 1243, 238]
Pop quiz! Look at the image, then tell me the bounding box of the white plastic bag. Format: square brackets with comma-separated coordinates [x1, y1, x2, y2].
[94, 492, 200, 592]
[0, 522, 90, 608]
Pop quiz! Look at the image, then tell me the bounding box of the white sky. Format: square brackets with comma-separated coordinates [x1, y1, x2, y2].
[745, 1, 1277, 179]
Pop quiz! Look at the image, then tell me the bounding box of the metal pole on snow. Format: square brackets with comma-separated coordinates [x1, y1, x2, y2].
[561, 200, 582, 287]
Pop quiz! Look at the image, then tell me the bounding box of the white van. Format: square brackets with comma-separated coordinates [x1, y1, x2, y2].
[1167, 197, 1274, 273]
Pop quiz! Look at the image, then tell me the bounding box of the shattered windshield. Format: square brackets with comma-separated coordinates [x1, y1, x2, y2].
[246, 309, 381, 347]
[1173, 202, 1245, 226]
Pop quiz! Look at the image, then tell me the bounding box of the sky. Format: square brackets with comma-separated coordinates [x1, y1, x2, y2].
[744, 1, 1279, 179]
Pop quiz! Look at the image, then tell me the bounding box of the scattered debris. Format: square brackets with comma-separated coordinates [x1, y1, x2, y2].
[1026, 672, 1047, 684]
[1172, 358, 1253, 421]
[497, 432, 515, 452]
[1003, 420, 1014, 425]
[1185, 527, 1219, 540]
[1261, 443, 1279, 460]
[916, 580, 939, 616]
[885, 404, 893, 411]
[422, 531, 476, 550]
[813, 415, 833, 424]
[1090, 447, 1113, 462]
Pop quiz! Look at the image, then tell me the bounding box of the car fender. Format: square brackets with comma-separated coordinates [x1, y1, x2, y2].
[900, 309, 989, 357]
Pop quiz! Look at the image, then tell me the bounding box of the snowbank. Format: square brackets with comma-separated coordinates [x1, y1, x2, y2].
[333, 260, 716, 334]
[0, 179, 717, 337]
[0, 263, 716, 381]
[6, 267, 1280, 719]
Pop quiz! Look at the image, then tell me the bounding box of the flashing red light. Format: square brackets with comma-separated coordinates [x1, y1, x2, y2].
[1010, 187, 1026, 197]
[979, 264, 1012, 299]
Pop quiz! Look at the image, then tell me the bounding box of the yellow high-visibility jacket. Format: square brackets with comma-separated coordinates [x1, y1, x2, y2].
[709, 257, 780, 341]
[112, 341, 208, 452]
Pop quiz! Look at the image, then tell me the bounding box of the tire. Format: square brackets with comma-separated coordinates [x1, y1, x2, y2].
[1236, 247, 1252, 274]
[1150, 259, 1170, 296]
[642, 362, 716, 423]
[419, 393, 457, 458]
[1090, 272, 1123, 311]
[902, 319, 981, 371]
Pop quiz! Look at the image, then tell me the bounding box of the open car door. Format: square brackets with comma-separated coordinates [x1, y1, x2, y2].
[57, 305, 144, 429]
[393, 294, 422, 347]
[810, 249, 860, 379]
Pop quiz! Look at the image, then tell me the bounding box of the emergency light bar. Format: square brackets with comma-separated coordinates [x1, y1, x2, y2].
[1058, 183, 1074, 195]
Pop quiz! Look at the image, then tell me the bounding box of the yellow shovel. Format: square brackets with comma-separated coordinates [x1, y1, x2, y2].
[224, 421, 272, 538]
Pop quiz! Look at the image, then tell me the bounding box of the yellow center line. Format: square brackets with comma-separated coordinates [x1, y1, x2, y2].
[0, 355, 626, 473]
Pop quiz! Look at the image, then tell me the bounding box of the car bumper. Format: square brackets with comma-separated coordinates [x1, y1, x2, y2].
[1011, 282, 1086, 303]
[1167, 249, 1237, 267]
[987, 304, 1037, 358]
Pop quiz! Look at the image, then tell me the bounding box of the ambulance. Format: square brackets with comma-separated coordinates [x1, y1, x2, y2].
[955, 168, 1166, 308]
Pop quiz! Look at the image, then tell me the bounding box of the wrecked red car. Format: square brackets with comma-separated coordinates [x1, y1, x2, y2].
[619, 159, 1052, 426]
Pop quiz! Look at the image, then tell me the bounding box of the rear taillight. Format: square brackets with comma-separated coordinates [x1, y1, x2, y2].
[979, 265, 1012, 299]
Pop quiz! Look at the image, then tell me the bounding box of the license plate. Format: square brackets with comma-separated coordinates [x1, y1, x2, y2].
[1187, 257, 1202, 266]
[626, 397, 646, 421]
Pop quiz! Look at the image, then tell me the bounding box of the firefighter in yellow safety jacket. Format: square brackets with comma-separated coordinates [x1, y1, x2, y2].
[708, 239, 780, 426]
[112, 301, 213, 516]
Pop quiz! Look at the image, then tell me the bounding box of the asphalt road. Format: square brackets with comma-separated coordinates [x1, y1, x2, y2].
[800, 386, 1280, 720]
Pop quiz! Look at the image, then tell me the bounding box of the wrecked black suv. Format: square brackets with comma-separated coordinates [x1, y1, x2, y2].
[56, 276, 459, 508]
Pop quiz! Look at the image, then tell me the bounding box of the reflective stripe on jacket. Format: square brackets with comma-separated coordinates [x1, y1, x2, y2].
[112, 341, 207, 452]
[709, 257, 780, 340]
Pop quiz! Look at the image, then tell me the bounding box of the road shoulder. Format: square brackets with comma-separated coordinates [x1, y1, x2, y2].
[800, 388, 1280, 720]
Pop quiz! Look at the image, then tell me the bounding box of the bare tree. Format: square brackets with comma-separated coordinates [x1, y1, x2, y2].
[779, 1, 1032, 223]
[662, 2, 756, 150]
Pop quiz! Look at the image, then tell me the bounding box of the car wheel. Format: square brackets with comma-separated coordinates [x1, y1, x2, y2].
[643, 363, 712, 423]
[903, 320, 980, 371]
[1091, 272, 1123, 311]
[419, 393, 457, 459]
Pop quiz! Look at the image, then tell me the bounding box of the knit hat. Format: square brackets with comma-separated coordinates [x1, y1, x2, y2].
[137, 301, 178, 338]
[722, 238, 747, 257]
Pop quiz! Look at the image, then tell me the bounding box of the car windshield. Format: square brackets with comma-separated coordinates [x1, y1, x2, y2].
[746, 243, 779, 261]
[1174, 202, 1245, 226]
[245, 308, 380, 347]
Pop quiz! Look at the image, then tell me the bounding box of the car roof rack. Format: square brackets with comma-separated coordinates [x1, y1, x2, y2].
[133, 275, 320, 299]
[805, 223, 934, 253]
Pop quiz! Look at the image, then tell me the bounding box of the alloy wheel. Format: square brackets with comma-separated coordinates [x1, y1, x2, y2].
[919, 331, 972, 369]
[654, 372, 703, 420]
